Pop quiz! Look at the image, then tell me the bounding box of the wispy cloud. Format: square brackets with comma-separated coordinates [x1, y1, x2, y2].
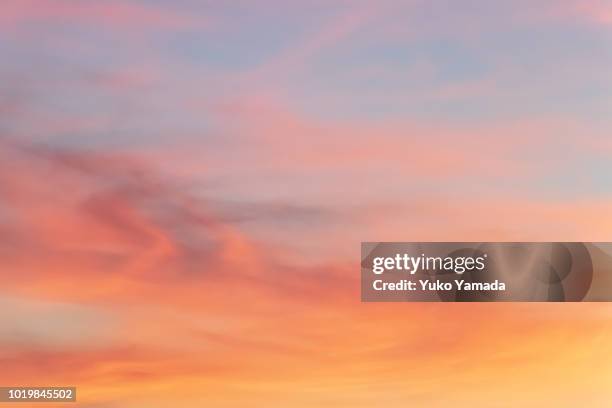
[1, 0, 202, 30]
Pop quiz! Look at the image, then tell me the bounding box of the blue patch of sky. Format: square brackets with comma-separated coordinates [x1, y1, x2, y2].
[281, 19, 611, 123]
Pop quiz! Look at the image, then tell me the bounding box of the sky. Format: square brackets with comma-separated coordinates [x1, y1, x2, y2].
[1, 1, 612, 407]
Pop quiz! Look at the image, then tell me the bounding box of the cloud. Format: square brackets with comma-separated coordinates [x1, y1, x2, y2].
[0, 0, 201, 31]
[243, 2, 382, 83]
[0, 294, 118, 349]
[0, 139, 350, 301]
[208, 94, 590, 180]
[0, 2, 611, 406]
[2, 138, 612, 407]
[551, 0, 612, 26]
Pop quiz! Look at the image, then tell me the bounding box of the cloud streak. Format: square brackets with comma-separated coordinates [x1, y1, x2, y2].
[0, 0, 201, 30]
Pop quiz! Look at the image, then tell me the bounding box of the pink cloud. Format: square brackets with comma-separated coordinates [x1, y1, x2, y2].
[0, 0, 202, 30]
[240, 2, 383, 85]
[575, 0, 612, 25]
[206, 94, 583, 180]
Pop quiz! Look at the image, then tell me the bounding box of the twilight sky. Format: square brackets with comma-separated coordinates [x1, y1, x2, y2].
[1, 1, 612, 407]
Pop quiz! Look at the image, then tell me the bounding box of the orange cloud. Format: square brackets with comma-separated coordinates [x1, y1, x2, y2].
[1, 138, 612, 407]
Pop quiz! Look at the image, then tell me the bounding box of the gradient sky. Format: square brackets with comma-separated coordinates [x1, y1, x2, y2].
[1, 1, 612, 407]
